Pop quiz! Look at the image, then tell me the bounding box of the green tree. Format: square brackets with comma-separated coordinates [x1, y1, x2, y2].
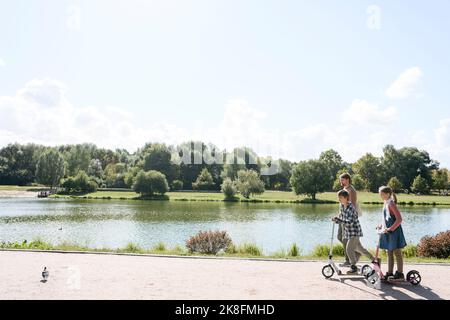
[62, 171, 97, 193]
[35, 149, 65, 189]
[221, 178, 237, 200]
[319, 149, 343, 190]
[132, 170, 169, 196]
[64, 144, 92, 176]
[260, 158, 293, 191]
[87, 159, 103, 179]
[220, 148, 260, 181]
[192, 168, 215, 190]
[104, 163, 128, 188]
[353, 153, 384, 193]
[143, 144, 178, 183]
[352, 174, 366, 191]
[381, 145, 439, 192]
[0, 143, 45, 185]
[432, 169, 449, 194]
[235, 169, 265, 199]
[124, 166, 140, 188]
[176, 141, 216, 190]
[290, 160, 329, 200]
[411, 175, 429, 194]
[388, 177, 403, 193]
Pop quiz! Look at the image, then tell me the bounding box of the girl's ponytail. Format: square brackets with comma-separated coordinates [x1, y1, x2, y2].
[392, 192, 398, 205]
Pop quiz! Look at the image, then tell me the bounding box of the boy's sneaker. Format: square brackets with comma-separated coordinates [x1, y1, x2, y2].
[392, 271, 405, 281]
[340, 261, 352, 267]
[346, 265, 359, 275]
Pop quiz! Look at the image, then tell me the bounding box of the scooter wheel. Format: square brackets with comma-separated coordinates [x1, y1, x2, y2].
[322, 265, 335, 279]
[361, 265, 373, 277]
[407, 270, 422, 286]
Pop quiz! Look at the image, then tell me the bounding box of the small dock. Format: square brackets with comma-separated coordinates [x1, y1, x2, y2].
[37, 191, 51, 198]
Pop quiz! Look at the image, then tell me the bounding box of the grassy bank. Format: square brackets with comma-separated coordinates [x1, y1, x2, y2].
[2, 239, 449, 264]
[50, 189, 450, 206]
[2, 184, 450, 205]
[0, 185, 46, 191]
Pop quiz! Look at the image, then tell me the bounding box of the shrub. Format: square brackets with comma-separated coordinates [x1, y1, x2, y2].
[221, 178, 237, 200]
[133, 170, 169, 196]
[153, 242, 166, 251]
[225, 243, 237, 254]
[61, 171, 98, 193]
[236, 243, 262, 256]
[403, 244, 418, 258]
[186, 230, 233, 255]
[288, 243, 300, 257]
[235, 170, 265, 199]
[120, 242, 143, 253]
[411, 175, 430, 194]
[171, 180, 184, 191]
[388, 177, 403, 193]
[192, 168, 215, 190]
[417, 231, 450, 259]
[312, 244, 345, 257]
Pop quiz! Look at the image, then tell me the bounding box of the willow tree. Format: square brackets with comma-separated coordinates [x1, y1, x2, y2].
[35, 149, 65, 189]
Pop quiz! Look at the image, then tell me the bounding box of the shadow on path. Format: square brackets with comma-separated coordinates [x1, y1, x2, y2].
[328, 277, 444, 300]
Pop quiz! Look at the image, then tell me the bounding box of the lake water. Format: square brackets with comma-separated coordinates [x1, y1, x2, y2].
[1, 197, 450, 255]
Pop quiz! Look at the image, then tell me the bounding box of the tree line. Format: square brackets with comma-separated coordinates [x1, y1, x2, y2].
[0, 142, 449, 198]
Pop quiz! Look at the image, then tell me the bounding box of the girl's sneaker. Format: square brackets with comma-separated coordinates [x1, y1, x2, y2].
[393, 271, 405, 281]
[383, 272, 394, 281]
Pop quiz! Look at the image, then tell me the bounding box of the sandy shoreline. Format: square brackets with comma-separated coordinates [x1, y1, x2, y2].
[0, 190, 38, 198]
[1, 250, 449, 300]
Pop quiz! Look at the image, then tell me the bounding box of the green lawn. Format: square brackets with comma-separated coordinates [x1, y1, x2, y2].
[50, 189, 450, 205]
[0, 185, 46, 191]
[2, 184, 450, 205]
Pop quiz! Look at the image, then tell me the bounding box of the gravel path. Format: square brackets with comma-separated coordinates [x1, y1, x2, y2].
[1, 250, 449, 300]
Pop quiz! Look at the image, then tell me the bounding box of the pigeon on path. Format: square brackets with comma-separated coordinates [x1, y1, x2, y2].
[41, 267, 49, 282]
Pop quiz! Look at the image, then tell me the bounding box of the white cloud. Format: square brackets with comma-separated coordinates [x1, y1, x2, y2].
[435, 118, 450, 148]
[0, 58, 5, 67]
[343, 99, 398, 125]
[402, 120, 450, 168]
[1, 78, 448, 167]
[18, 78, 69, 107]
[214, 99, 268, 149]
[385, 67, 423, 100]
[0, 78, 184, 151]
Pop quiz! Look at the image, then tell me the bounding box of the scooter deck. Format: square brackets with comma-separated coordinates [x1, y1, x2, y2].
[382, 278, 412, 285]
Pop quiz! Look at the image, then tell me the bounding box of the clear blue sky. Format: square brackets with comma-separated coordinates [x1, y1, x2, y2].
[0, 0, 449, 166]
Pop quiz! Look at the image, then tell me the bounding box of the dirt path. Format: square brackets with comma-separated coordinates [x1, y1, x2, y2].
[0, 250, 449, 300]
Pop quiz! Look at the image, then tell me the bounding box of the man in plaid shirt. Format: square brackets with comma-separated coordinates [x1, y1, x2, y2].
[333, 190, 378, 275]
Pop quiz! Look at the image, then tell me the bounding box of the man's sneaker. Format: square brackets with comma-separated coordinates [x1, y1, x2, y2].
[339, 261, 352, 267]
[392, 271, 405, 281]
[346, 265, 359, 275]
[383, 272, 394, 281]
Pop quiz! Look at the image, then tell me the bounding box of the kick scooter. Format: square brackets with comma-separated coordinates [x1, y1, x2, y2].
[321, 222, 365, 279]
[361, 228, 422, 289]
